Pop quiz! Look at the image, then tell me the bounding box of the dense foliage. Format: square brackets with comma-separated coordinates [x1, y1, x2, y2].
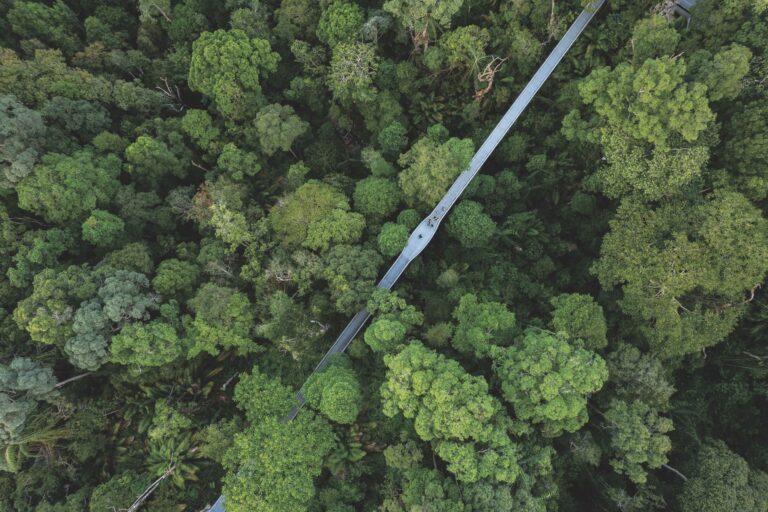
[1, 0, 767, 511]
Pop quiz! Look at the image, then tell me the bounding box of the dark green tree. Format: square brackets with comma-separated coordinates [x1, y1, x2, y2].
[445, 200, 496, 248]
[17, 151, 120, 224]
[549, 293, 607, 350]
[81, 210, 124, 248]
[186, 283, 257, 357]
[678, 440, 768, 512]
[188, 29, 280, 119]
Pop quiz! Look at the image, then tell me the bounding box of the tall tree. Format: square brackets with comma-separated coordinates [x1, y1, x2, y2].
[188, 29, 280, 119]
[223, 369, 337, 512]
[593, 192, 768, 357]
[382, 342, 521, 483]
[398, 127, 473, 209]
[564, 56, 714, 200]
[383, 0, 465, 50]
[0, 95, 45, 188]
[492, 330, 608, 437]
[678, 440, 768, 512]
[253, 104, 309, 156]
[16, 151, 120, 224]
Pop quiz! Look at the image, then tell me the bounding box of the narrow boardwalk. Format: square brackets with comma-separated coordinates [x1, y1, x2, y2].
[211, 1, 606, 509]
[284, 0, 607, 422]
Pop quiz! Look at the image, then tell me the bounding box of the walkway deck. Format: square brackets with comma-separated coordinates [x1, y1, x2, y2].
[210, 0, 606, 509]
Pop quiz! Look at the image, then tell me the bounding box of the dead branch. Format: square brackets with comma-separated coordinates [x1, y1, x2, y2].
[191, 160, 210, 172]
[662, 463, 688, 481]
[150, 2, 172, 23]
[54, 373, 92, 388]
[127, 465, 174, 512]
[474, 56, 508, 102]
[156, 77, 185, 111]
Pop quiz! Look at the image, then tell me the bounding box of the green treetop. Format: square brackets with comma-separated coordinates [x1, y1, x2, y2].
[208, 202, 255, 250]
[0, 358, 57, 402]
[87, 472, 153, 512]
[0, 357, 58, 446]
[0, 94, 45, 188]
[304, 356, 363, 424]
[564, 56, 715, 200]
[41, 96, 110, 145]
[269, 181, 365, 252]
[445, 200, 497, 248]
[606, 343, 675, 411]
[274, 0, 321, 41]
[17, 151, 120, 224]
[549, 293, 607, 350]
[388, 466, 464, 512]
[398, 130, 474, 209]
[256, 291, 325, 359]
[328, 42, 379, 103]
[316, 1, 365, 48]
[186, 283, 258, 357]
[110, 321, 185, 373]
[377, 222, 409, 258]
[604, 399, 673, 485]
[65, 331, 108, 372]
[721, 100, 768, 200]
[152, 259, 200, 300]
[188, 29, 280, 119]
[629, 15, 680, 63]
[686, 43, 752, 102]
[451, 293, 515, 357]
[233, 368, 294, 423]
[181, 109, 221, 154]
[678, 440, 768, 512]
[81, 210, 125, 248]
[253, 103, 309, 156]
[97, 270, 157, 324]
[7, 227, 75, 289]
[383, 0, 465, 50]
[576, 57, 713, 148]
[377, 121, 408, 156]
[493, 329, 608, 437]
[592, 191, 768, 357]
[439, 25, 490, 71]
[216, 143, 261, 181]
[364, 317, 407, 353]
[147, 401, 192, 443]
[65, 299, 109, 371]
[367, 289, 425, 328]
[322, 244, 382, 314]
[124, 135, 186, 187]
[223, 369, 337, 512]
[382, 341, 521, 483]
[353, 176, 402, 222]
[14, 265, 96, 346]
[7, 1, 81, 55]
